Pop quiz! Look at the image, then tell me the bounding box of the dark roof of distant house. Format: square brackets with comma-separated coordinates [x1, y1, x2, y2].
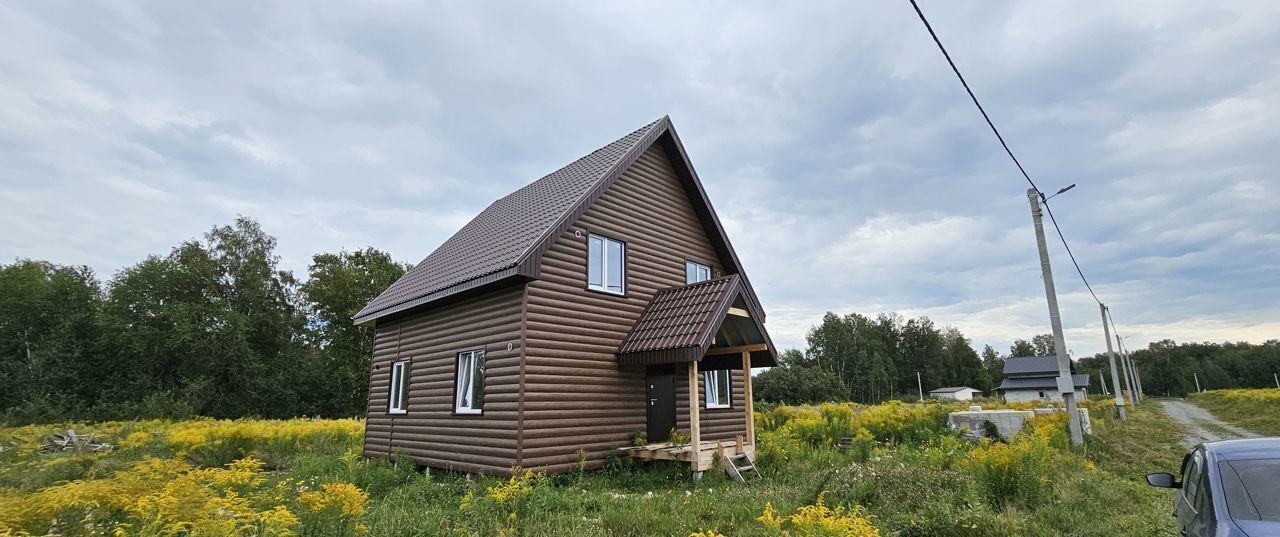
[929, 386, 980, 393]
[997, 373, 1090, 391]
[616, 275, 776, 368]
[1002, 356, 1068, 377]
[353, 116, 763, 324]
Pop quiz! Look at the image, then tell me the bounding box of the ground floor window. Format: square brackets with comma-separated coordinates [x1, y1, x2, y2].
[388, 360, 409, 414]
[455, 350, 485, 414]
[704, 369, 731, 409]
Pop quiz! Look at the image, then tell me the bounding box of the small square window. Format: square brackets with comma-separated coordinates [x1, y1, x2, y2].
[686, 260, 711, 284]
[388, 360, 410, 414]
[704, 369, 731, 409]
[455, 350, 485, 414]
[587, 234, 625, 295]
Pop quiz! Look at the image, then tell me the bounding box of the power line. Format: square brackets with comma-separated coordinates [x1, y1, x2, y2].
[1041, 201, 1101, 305]
[906, 0, 1040, 194]
[907, 0, 1105, 307]
[1105, 307, 1124, 340]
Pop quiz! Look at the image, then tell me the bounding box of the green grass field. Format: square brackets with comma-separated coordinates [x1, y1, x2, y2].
[1189, 388, 1280, 436]
[0, 400, 1186, 536]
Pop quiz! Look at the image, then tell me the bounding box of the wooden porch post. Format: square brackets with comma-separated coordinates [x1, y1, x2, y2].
[742, 351, 754, 446]
[688, 360, 702, 471]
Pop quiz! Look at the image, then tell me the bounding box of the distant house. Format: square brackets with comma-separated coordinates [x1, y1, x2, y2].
[354, 117, 776, 477]
[997, 356, 1089, 403]
[929, 387, 982, 401]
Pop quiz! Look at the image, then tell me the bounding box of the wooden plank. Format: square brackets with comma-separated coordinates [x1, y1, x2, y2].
[727, 307, 751, 318]
[688, 361, 701, 471]
[742, 351, 755, 446]
[704, 343, 768, 356]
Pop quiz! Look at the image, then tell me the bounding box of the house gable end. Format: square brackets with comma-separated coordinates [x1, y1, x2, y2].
[354, 116, 765, 326]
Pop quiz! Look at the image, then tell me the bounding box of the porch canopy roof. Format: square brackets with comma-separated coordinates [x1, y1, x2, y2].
[616, 274, 777, 369]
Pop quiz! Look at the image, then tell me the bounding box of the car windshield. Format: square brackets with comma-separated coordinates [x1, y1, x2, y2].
[1218, 459, 1280, 522]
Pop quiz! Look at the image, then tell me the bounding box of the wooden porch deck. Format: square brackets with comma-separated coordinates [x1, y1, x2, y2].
[618, 436, 755, 472]
[620, 348, 762, 475]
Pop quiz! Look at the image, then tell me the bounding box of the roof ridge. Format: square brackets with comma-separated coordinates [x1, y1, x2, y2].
[352, 114, 769, 325]
[353, 116, 670, 323]
[492, 116, 667, 206]
[510, 116, 669, 269]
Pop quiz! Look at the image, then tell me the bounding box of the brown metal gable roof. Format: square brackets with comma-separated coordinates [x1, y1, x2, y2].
[354, 116, 766, 325]
[616, 275, 777, 367]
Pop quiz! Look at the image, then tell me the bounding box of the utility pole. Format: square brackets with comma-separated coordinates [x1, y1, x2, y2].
[1274, 373, 1278, 389]
[1100, 304, 1126, 420]
[1126, 334, 1146, 404]
[1027, 189, 1084, 446]
[1131, 350, 1145, 402]
[917, 371, 923, 401]
[1119, 337, 1143, 403]
[1193, 372, 1202, 393]
[1117, 335, 1137, 405]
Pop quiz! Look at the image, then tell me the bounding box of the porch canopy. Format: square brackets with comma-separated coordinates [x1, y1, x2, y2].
[616, 274, 777, 368]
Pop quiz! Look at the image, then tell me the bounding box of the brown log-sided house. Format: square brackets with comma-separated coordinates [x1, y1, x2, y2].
[354, 116, 777, 476]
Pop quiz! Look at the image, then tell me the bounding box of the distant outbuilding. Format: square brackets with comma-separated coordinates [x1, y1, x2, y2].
[929, 386, 983, 401]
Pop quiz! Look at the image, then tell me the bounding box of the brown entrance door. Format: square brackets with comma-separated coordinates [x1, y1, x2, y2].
[646, 364, 675, 442]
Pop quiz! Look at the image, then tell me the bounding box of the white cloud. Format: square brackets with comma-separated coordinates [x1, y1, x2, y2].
[0, 0, 1277, 359]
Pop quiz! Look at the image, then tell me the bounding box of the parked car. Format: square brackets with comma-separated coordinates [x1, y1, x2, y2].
[1146, 438, 1280, 536]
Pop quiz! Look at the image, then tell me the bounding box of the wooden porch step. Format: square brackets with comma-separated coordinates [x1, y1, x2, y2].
[723, 452, 761, 482]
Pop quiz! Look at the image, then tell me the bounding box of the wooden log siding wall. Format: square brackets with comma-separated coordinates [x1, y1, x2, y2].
[363, 285, 525, 475]
[676, 366, 749, 442]
[521, 144, 740, 473]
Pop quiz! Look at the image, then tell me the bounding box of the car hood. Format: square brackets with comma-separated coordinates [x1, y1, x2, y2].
[1235, 520, 1280, 537]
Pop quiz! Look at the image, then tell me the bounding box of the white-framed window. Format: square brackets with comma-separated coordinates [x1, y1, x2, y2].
[686, 260, 711, 284]
[587, 234, 625, 295]
[388, 360, 410, 414]
[455, 349, 485, 414]
[704, 369, 731, 409]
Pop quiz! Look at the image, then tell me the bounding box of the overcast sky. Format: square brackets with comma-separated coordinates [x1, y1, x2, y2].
[2, 1, 1278, 358]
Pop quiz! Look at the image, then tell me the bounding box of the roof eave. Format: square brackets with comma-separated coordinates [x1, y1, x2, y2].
[351, 266, 525, 324]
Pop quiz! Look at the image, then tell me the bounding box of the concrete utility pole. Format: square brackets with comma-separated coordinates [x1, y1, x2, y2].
[1131, 350, 1145, 402]
[1120, 337, 1143, 403]
[1123, 340, 1142, 404]
[917, 371, 924, 401]
[1117, 335, 1137, 405]
[1027, 189, 1084, 446]
[1193, 372, 1202, 393]
[1100, 304, 1126, 420]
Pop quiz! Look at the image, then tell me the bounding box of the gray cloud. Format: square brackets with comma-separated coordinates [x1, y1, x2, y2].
[1, 1, 1277, 357]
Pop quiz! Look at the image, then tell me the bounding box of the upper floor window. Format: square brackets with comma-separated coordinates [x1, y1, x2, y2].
[388, 359, 410, 414]
[587, 234, 625, 295]
[455, 349, 485, 414]
[686, 260, 711, 284]
[704, 369, 731, 409]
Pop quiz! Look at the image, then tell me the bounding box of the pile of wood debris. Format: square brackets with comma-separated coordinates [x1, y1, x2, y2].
[39, 430, 114, 453]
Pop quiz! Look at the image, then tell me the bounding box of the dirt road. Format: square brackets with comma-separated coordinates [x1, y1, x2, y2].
[1161, 399, 1260, 447]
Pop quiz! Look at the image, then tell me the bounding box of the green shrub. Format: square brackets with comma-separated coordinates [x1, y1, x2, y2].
[847, 428, 875, 463]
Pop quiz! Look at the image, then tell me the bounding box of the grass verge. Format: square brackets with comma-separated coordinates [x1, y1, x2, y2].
[1189, 389, 1280, 435]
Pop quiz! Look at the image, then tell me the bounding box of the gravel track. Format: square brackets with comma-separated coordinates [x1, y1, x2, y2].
[1161, 399, 1260, 447]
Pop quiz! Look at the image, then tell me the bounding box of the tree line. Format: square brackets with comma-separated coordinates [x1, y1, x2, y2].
[1078, 339, 1280, 397]
[756, 310, 1280, 404]
[754, 312, 1066, 404]
[0, 217, 407, 424]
